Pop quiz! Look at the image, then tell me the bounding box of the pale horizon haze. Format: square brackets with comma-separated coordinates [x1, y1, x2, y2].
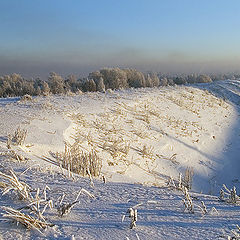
[0, 0, 240, 78]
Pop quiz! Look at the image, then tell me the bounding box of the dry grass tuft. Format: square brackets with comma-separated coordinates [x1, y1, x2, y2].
[9, 127, 27, 146]
[57, 143, 102, 177]
[0, 170, 31, 201]
[1, 206, 54, 233]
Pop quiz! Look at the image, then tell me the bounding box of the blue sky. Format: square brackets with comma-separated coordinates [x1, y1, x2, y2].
[0, 0, 240, 77]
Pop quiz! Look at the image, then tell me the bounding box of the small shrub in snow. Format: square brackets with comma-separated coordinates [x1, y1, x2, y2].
[57, 198, 78, 217]
[10, 150, 26, 162]
[11, 127, 27, 146]
[0, 149, 26, 162]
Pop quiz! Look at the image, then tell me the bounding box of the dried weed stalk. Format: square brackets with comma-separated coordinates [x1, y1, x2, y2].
[1, 206, 54, 233]
[56, 188, 95, 217]
[220, 184, 240, 204]
[10, 127, 27, 146]
[183, 167, 194, 190]
[58, 142, 102, 177]
[101, 137, 130, 159]
[0, 170, 31, 201]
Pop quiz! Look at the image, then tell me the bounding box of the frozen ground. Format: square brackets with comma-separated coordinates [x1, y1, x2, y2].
[0, 80, 239, 239]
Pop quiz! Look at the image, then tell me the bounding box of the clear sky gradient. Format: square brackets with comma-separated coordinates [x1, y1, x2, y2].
[0, 0, 240, 78]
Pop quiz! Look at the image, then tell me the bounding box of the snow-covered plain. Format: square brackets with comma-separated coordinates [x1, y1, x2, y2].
[0, 80, 239, 239]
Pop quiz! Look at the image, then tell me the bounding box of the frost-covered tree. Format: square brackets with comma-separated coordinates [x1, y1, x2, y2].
[124, 68, 146, 88]
[174, 76, 187, 85]
[187, 74, 198, 84]
[42, 81, 51, 96]
[145, 74, 153, 87]
[0, 73, 33, 97]
[196, 74, 212, 83]
[35, 86, 42, 96]
[88, 71, 103, 83]
[97, 77, 105, 92]
[48, 72, 64, 94]
[88, 79, 97, 92]
[100, 68, 128, 89]
[65, 74, 77, 92]
[167, 78, 175, 86]
[159, 77, 168, 86]
[150, 73, 160, 87]
[82, 79, 97, 92]
[22, 80, 35, 96]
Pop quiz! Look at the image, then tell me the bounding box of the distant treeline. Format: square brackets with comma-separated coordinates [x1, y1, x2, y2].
[0, 68, 239, 97]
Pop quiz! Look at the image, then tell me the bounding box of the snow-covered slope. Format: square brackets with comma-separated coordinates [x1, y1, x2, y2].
[0, 80, 239, 239]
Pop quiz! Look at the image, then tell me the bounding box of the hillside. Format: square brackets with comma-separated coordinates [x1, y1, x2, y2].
[0, 80, 239, 239]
